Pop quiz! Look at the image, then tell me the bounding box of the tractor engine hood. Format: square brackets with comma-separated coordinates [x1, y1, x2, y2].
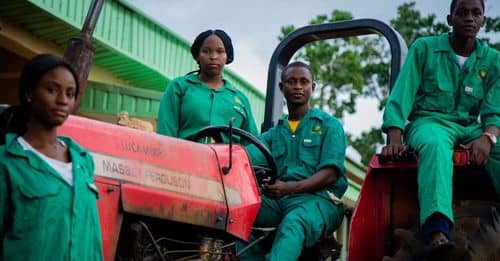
[58, 116, 261, 240]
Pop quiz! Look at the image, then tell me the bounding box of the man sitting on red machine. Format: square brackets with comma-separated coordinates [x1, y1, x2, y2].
[238, 61, 348, 260]
[381, 0, 499, 252]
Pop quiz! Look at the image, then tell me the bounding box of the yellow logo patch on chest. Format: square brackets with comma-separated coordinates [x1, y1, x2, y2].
[234, 96, 242, 105]
[479, 70, 487, 80]
[312, 125, 322, 135]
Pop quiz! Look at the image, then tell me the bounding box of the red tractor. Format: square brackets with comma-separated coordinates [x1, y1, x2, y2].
[58, 116, 277, 260]
[55, 19, 406, 261]
[57, 18, 499, 261]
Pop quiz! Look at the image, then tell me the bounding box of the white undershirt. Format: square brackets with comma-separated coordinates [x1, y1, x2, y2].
[18, 137, 74, 186]
[456, 54, 468, 68]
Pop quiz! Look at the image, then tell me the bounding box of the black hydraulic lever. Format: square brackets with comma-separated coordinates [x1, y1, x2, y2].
[222, 118, 234, 174]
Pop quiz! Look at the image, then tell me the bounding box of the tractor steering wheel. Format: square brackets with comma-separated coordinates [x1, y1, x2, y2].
[189, 125, 277, 185]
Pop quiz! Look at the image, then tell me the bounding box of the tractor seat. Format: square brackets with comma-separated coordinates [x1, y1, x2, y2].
[378, 149, 474, 166]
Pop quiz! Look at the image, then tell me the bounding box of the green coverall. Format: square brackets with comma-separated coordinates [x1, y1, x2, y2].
[240, 108, 347, 261]
[382, 33, 500, 225]
[0, 134, 103, 261]
[157, 74, 259, 139]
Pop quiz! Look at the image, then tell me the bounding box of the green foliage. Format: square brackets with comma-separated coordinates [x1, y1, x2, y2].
[347, 127, 384, 165]
[483, 16, 500, 49]
[279, 1, 500, 166]
[390, 2, 449, 44]
[279, 10, 389, 121]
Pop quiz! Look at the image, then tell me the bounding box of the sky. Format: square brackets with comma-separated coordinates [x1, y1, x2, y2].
[124, 0, 499, 147]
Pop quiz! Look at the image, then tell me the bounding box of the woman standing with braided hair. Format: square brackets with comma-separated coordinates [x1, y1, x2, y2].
[0, 54, 103, 260]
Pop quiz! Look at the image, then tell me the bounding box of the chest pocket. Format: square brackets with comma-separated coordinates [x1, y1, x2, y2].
[86, 181, 100, 199]
[76, 160, 100, 203]
[269, 133, 287, 175]
[14, 182, 61, 235]
[461, 78, 485, 115]
[299, 134, 322, 167]
[270, 137, 286, 160]
[232, 105, 248, 128]
[84, 181, 100, 228]
[421, 79, 455, 112]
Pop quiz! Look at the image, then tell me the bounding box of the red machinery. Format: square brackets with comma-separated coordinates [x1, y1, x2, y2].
[56, 17, 411, 261]
[348, 152, 496, 260]
[58, 116, 265, 260]
[56, 15, 498, 260]
[265, 19, 499, 260]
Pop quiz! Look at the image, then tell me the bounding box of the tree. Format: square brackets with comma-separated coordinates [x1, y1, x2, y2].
[279, 2, 500, 165]
[390, 2, 449, 44]
[279, 10, 390, 165]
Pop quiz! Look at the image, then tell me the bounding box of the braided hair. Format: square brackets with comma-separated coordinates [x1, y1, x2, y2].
[190, 29, 234, 64]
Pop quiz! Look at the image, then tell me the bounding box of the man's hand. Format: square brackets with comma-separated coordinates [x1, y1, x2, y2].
[262, 167, 337, 199]
[381, 127, 408, 161]
[262, 179, 292, 199]
[460, 135, 492, 166]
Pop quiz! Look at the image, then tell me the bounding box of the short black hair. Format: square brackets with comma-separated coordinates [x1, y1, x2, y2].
[190, 29, 234, 64]
[19, 54, 79, 106]
[281, 61, 314, 81]
[450, 0, 485, 13]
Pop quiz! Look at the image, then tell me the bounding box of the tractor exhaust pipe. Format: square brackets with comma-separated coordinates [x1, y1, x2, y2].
[63, 0, 104, 113]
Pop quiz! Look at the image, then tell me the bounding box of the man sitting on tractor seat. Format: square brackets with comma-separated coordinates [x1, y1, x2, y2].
[238, 61, 348, 261]
[381, 0, 500, 252]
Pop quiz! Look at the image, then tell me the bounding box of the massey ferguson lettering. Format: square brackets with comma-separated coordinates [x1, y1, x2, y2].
[92, 153, 231, 203]
[100, 159, 189, 190]
[144, 169, 191, 190]
[102, 160, 136, 177]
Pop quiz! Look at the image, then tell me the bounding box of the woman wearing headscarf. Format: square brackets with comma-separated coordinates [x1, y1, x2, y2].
[156, 29, 259, 140]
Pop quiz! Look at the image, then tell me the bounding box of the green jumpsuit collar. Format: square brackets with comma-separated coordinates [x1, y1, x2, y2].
[433, 33, 488, 59]
[4, 133, 89, 181]
[184, 73, 237, 93]
[5, 133, 88, 157]
[277, 108, 324, 125]
[276, 109, 324, 137]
